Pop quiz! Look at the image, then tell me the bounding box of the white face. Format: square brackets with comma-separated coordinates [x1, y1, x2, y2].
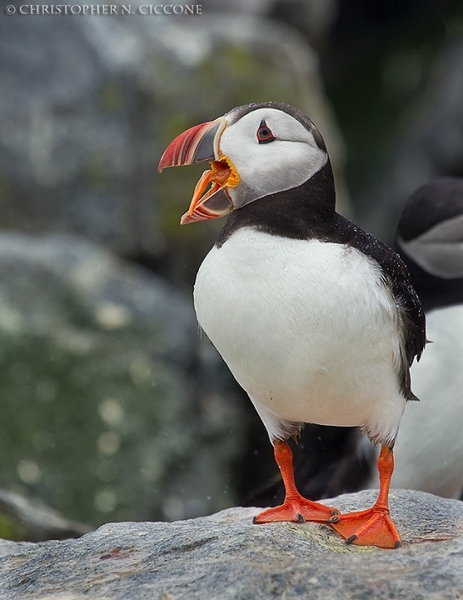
[218, 108, 328, 208]
[398, 213, 463, 279]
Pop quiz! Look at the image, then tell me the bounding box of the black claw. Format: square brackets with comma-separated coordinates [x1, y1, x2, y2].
[252, 517, 257, 524]
[395, 540, 403, 549]
[296, 513, 305, 523]
[346, 534, 357, 545]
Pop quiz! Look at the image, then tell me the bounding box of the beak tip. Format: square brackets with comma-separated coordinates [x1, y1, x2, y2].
[157, 154, 168, 172]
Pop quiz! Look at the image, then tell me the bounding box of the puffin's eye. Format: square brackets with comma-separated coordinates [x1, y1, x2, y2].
[257, 120, 275, 144]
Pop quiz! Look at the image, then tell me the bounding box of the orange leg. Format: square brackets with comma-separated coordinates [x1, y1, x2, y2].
[330, 445, 402, 549]
[253, 439, 340, 524]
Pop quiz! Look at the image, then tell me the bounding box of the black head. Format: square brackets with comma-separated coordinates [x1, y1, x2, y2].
[395, 177, 463, 312]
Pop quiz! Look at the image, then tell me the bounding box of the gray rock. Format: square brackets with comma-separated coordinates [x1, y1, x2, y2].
[0, 232, 244, 528]
[0, 490, 462, 599]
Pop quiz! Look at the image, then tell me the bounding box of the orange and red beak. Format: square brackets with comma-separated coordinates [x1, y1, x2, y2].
[158, 117, 240, 224]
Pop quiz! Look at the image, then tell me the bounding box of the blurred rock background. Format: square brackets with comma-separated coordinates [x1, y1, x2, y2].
[0, 0, 462, 539]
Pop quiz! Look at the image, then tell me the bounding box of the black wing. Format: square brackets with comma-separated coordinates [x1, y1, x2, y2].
[331, 214, 426, 400]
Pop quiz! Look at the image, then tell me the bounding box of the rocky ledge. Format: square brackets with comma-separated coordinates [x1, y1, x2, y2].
[0, 489, 462, 599]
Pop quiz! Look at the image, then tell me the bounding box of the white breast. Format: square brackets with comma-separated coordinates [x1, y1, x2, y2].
[389, 304, 463, 497]
[194, 228, 406, 444]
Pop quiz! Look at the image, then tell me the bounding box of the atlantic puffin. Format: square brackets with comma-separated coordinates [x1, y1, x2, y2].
[373, 177, 463, 496]
[158, 102, 426, 549]
[254, 177, 463, 504]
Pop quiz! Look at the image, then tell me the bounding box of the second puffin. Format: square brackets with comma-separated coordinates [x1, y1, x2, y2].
[158, 102, 426, 549]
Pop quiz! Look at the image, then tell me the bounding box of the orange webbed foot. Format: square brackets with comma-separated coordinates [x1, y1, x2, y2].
[329, 444, 402, 549]
[254, 439, 339, 525]
[330, 506, 401, 549]
[253, 494, 339, 524]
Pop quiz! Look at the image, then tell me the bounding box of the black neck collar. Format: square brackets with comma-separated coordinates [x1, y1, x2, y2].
[216, 161, 336, 247]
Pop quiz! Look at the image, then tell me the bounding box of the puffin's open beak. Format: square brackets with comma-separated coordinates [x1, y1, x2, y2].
[158, 117, 240, 224]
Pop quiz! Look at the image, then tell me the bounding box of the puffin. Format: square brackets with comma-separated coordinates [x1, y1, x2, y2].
[158, 102, 426, 549]
[254, 177, 463, 504]
[372, 177, 463, 497]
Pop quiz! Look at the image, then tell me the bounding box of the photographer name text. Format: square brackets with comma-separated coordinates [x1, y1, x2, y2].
[5, 4, 202, 15]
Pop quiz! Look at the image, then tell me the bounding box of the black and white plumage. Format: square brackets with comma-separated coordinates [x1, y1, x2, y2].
[159, 102, 426, 548]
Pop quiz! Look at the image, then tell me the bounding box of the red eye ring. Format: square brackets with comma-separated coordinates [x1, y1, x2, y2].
[257, 120, 275, 144]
